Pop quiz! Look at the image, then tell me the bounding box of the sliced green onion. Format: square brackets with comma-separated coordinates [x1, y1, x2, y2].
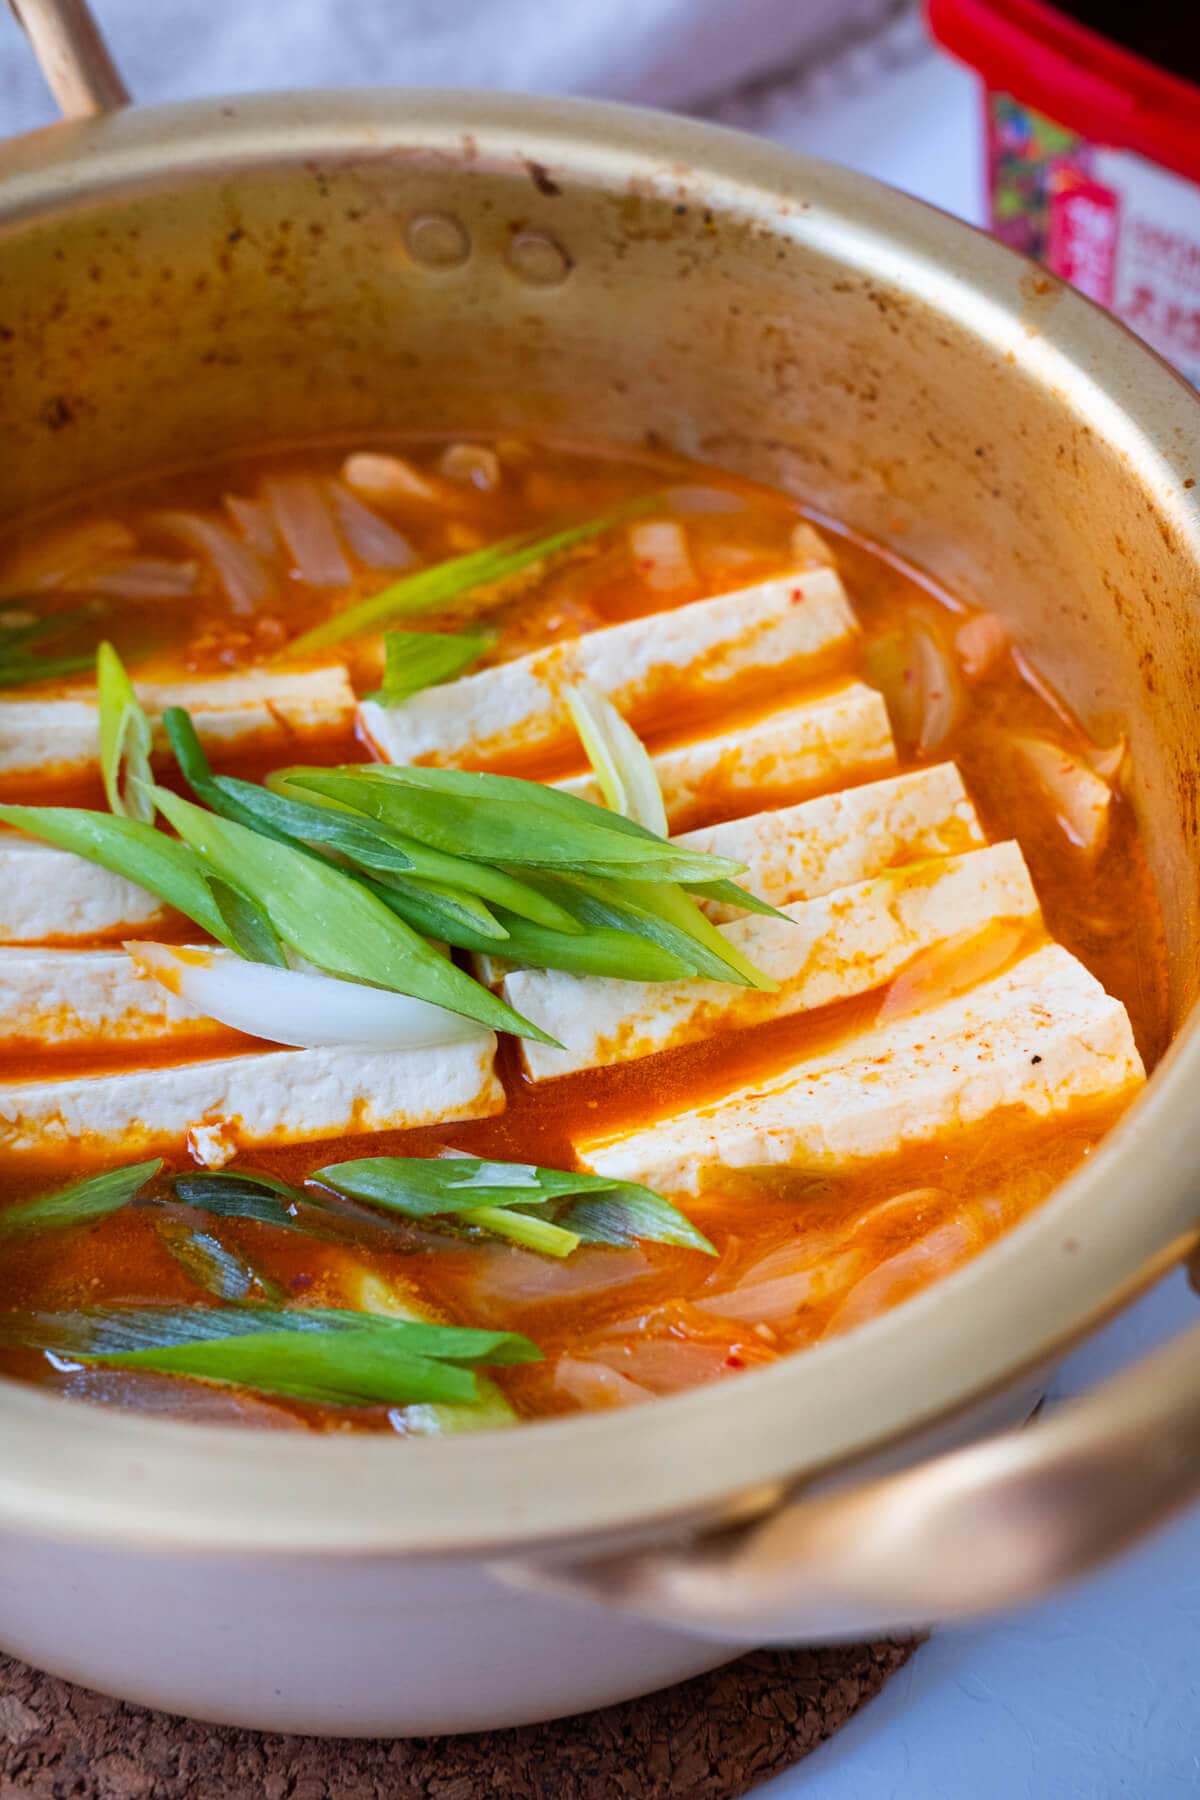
[458, 1205, 580, 1258]
[204, 878, 290, 966]
[314, 1155, 715, 1257]
[557, 1190, 715, 1254]
[96, 641, 154, 823]
[150, 786, 557, 1044]
[0, 650, 95, 689]
[0, 1159, 162, 1237]
[564, 678, 669, 836]
[367, 627, 497, 704]
[0, 805, 238, 949]
[166, 707, 576, 934]
[684, 877, 792, 922]
[366, 872, 509, 942]
[598, 875, 776, 991]
[165, 1169, 412, 1252]
[155, 1217, 284, 1304]
[1, 1305, 541, 1409]
[168, 1168, 315, 1229]
[282, 499, 652, 657]
[280, 766, 744, 884]
[406, 902, 698, 982]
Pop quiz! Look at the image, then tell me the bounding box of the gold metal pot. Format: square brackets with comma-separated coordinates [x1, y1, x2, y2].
[0, 0, 1198, 1734]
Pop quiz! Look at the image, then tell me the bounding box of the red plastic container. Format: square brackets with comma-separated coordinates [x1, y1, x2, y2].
[928, 0, 1200, 385]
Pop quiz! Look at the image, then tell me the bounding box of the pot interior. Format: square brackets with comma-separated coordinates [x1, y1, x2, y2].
[1, 98, 1196, 1020]
[0, 92, 1197, 1550]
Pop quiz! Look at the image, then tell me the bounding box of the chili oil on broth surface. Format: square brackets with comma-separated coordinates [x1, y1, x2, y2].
[0, 435, 1166, 1432]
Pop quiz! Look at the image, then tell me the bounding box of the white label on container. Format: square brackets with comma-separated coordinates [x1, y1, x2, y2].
[1053, 149, 1200, 388]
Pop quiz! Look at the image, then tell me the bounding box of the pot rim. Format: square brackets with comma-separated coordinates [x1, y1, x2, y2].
[0, 88, 1198, 1561]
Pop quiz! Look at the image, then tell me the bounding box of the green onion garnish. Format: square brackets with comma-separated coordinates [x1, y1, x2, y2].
[96, 640, 154, 823]
[0, 1305, 541, 1409]
[0, 1159, 162, 1237]
[366, 627, 497, 704]
[314, 1155, 716, 1257]
[150, 785, 557, 1044]
[281, 500, 651, 657]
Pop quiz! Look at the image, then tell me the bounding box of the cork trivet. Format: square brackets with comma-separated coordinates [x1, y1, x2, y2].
[0, 1639, 917, 1799]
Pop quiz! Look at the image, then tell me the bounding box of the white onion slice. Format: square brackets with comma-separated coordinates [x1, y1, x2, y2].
[149, 511, 275, 614]
[327, 482, 416, 569]
[438, 443, 501, 492]
[1009, 734, 1114, 857]
[261, 474, 352, 589]
[628, 519, 695, 592]
[0, 519, 136, 596]
[955, 609, 1010, 680]
[554, 1355, 653, 1410]
[822, 1219, 979, 1338]
[789, 521, 837, 569]
[76, 558, 199, 599]
[563, 678, 669, 835]
[877, 919, 1029, 1025]
[124, 941, 489, 1050]
[223, 494, 278, 557]
[341, 451, 440, 505]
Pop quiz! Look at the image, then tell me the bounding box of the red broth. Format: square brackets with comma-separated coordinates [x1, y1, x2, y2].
[0, 437, 1169, 1431]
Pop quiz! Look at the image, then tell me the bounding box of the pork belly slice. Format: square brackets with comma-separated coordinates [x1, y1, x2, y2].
[555, 682, 895, 833]
[0, 947, 229, 1051]
[0, 664, 354, 780]
[0, 1037, 503, 1159]
[675, 762, 985, 921]
[575, 945, 1144, 1194]
[0, 837, 169, 943]
[507, 841, 1038, 1081]
[360, 568, 856, 770]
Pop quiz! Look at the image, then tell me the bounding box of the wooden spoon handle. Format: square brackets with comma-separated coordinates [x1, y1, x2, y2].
[7, 0, 130, 119]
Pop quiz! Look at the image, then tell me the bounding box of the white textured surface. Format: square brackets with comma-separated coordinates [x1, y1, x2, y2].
[557, 682, 895, 832]
[0, 664, 354, 778]
[0, 1035, 502, 1156]
[0, 0, 905, 134]
[677, 760, 983, 919]
[579, 945, 1145, 1191]
[0, 946, 225, 1047]
[0, 836, 168, 942]
[510, 841, 1036, 1079]
[360, 569, 855, 768]
[762, 1267, 1200, 1800]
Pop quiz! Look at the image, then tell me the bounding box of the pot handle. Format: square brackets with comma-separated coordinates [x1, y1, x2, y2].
[8, 0, 129, 119]
[500, 1314, 1200, 1642]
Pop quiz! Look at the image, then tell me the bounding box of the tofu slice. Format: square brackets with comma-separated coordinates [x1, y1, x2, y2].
[360, 568, 856, 771]
[556, 682, 895, 833]
[0, 948, 228, 1051]
[678, 762, 985, 920]
[507, 841, 1039, 1080]
[0, 836, 169, 943]
[0, 1037, 503, 1159]
[576, 945, 1144, 1193]
[0, 664, 354, 780]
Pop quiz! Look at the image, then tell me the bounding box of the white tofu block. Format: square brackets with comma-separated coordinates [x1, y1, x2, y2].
[508, 842, 1038, 1080]
[360, 569, 856, 770]
[0, 836, 168, 943]
[576, 945, 1144, 1193]
[0, 1036, 503, 1159]
[0, 664, 354, 779]
[556, 682, 895, 833]
[0, 948, 227, 1050]
[678, 762, 985, 920]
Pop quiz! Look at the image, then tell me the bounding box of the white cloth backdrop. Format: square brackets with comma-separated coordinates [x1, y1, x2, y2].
[1, 0, 916, 136]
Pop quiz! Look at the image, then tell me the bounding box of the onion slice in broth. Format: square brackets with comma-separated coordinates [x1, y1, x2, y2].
[124, 941, 491, 1051]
